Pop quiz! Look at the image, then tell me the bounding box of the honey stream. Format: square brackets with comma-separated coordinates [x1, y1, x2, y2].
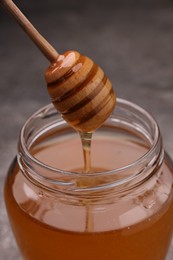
[79, 132, 93, 232]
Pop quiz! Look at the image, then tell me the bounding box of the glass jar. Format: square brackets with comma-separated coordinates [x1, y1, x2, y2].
[4, 98, 173, 260]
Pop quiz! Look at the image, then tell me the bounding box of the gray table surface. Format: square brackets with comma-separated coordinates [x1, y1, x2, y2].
[0, 0, 173, 259]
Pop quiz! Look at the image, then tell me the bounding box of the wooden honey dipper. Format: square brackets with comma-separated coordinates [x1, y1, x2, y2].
[2, 0, 116, 132]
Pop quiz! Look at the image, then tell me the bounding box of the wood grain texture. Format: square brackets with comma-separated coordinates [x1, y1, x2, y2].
[45, 51, 116, 132]
[1, 0, 59, 62]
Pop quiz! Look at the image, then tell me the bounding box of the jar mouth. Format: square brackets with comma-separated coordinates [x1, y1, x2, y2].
[18, 98, 163, 193]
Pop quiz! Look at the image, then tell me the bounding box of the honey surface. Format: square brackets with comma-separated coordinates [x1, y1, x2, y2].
[4, 131, 173, 260]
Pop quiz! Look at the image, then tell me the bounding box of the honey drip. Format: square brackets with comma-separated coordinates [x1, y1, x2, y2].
[79, 131, 94, 232]
[79, 132, 92, 174]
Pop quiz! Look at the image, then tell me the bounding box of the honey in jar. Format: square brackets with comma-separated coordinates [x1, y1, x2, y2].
[4, 99, 173, 260]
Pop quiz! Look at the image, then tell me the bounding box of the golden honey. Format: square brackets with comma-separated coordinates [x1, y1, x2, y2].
[4, 100, 173, 260]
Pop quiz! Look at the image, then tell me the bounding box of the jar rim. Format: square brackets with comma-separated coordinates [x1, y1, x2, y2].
[18, 98, 163, 193]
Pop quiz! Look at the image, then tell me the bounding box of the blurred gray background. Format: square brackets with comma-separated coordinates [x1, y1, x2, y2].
[0, 0, 173, 259]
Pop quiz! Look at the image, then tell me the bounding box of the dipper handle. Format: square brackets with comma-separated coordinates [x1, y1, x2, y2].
[1, 0, 59, 63]
[1, 0, 116, 132]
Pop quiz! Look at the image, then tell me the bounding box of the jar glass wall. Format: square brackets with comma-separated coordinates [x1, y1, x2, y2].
[4, 99, 173, 260]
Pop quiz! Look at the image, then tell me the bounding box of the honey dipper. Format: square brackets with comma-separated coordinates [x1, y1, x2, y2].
[2, 0, 116, 132]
